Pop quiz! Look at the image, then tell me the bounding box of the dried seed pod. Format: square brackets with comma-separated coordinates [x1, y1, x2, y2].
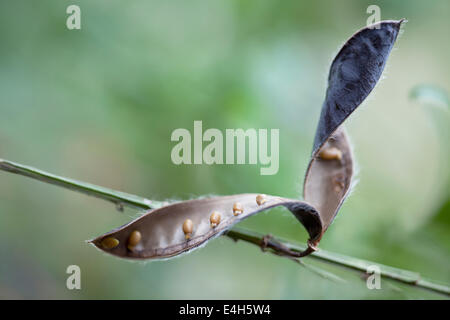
[101, 237, 119, 249]
[319, 147, 342, 161]
[304, 19, 403, 233]
[256, 194, 266, 206]
[91, 195, 321, 259]
[127, 230, 142, 250]
[182, 219, 194, 239]
[312, 20, 404, 152]
[210, 211, 221, 227]
[91, 20, 404, 260]
[232, 202, 243, 216]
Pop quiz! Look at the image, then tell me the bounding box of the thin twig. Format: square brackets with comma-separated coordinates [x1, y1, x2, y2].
[226, 228, 449, 295]
[0, 159, 163, 210]
[0, 158, 448, 296]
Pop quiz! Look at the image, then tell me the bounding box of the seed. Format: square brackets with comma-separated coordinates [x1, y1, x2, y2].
[182, 219, 194, 239]
[318, 147, 342, 161]
[101, 237, 119, 249]
[256, 194, 266, 206]
[233, 202, 244, 216]
[127, 230, 142, 250]
[210, 211, 221, 227]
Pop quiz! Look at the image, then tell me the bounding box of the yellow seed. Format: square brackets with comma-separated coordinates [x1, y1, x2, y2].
[183, 219, 194, 239]
[233, 202, 244, 216]
[319, 147, 342, 161]
[333, 177, 345, 193]
[256, 194, 266, 206]
[127, 230, 142, 250]
[101, 237, 119, 249]
[210, 211, 221, 227]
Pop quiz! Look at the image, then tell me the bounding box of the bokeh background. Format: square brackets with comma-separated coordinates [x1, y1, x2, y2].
[0, 0, 449, 299]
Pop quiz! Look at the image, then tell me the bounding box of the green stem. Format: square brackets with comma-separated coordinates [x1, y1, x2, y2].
[0, 158, 448, 296]
[0, 159, 164, 210]
[226, 228, 449, 295]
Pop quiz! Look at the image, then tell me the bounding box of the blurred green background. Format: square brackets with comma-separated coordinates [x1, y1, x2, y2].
[0, 0, 449, 299]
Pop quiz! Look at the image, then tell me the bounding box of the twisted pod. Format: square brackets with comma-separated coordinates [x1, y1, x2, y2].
[91, 20, 404, 260]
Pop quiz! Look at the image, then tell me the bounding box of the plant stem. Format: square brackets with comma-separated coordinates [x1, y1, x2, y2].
[226, 228, 449, 295]
[0, 159, 164, 209]
[0, 158, 448, 296]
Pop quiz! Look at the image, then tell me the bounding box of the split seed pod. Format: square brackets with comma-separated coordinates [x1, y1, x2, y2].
[90, 20, 404, 260]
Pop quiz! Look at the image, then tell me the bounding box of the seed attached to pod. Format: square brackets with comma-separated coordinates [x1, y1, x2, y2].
[256, 194, 266, 206]
[182, 219, 194, 239]
[101, 237, 119, 249]
[210, 211, 221, 227]
[127, 230, 142, 250]
[318, 147, 342, 161]
[233, 202, 244, 216]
